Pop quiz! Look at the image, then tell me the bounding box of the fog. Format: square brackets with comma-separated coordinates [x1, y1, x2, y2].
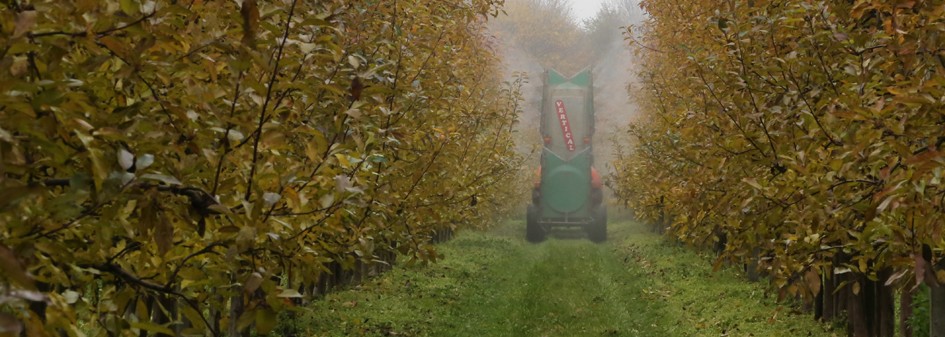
[490, 0, 647, 186]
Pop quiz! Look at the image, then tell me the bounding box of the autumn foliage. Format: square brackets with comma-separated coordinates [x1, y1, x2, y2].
[614, 0, 945, 335]
[0, 0, 523, 335]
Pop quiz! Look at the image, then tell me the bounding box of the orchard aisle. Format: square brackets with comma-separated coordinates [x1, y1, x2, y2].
[287, 217, 840, 337]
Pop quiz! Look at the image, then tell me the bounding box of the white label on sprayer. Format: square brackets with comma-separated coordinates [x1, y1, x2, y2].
[555, 100, 575, 152]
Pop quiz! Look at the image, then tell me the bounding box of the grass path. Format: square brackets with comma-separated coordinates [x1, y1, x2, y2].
[284, 218, 841, 337]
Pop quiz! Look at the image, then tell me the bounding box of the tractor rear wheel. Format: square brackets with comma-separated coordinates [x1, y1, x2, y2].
[526, 204, 545, 243]
[588, 205, 607, 243]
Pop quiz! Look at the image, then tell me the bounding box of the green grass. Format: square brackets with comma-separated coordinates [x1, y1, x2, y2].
[617, 225, 839, 337]
[279, 218, 842, 337]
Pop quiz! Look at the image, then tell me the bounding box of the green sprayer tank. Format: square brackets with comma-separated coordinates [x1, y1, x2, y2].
[526, 69, 606, 242]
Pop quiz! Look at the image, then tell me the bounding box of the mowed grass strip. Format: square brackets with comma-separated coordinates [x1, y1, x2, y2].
[616, 221, 841, 337]
[279, 218, 841, 337]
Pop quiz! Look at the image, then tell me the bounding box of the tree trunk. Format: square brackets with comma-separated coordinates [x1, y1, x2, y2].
[849, 276, 869, 337]
[210, 294, 223, 335]
[901, 286, 914, 337]
[874, 271, 894, 337]
[316, 269, 328, 296]
[931, 282, 945, 337]
[150, 294, 178, 337]
[227, 294, 244, 337]
[822, 269, 836, 321]
[836, 255, 851, 328]
[816, 273, 825, 321]
[746, 248, 760, 282]
[656, 196, 665, 234]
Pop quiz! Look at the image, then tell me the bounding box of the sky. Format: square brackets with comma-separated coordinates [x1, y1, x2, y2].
[567, 0, 607, 23]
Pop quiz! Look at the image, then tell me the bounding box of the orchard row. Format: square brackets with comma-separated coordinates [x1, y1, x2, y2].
[0, 1, 523, 336]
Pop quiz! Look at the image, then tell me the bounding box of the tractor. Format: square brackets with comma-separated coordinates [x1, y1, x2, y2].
[526, 69, 606, 242]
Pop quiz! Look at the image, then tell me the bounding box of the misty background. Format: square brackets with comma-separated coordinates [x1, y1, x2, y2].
[488, 0, 647, 194]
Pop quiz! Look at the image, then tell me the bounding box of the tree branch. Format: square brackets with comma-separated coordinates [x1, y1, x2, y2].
[245, 0, 299, 201]
[29, 12, 156, 38]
